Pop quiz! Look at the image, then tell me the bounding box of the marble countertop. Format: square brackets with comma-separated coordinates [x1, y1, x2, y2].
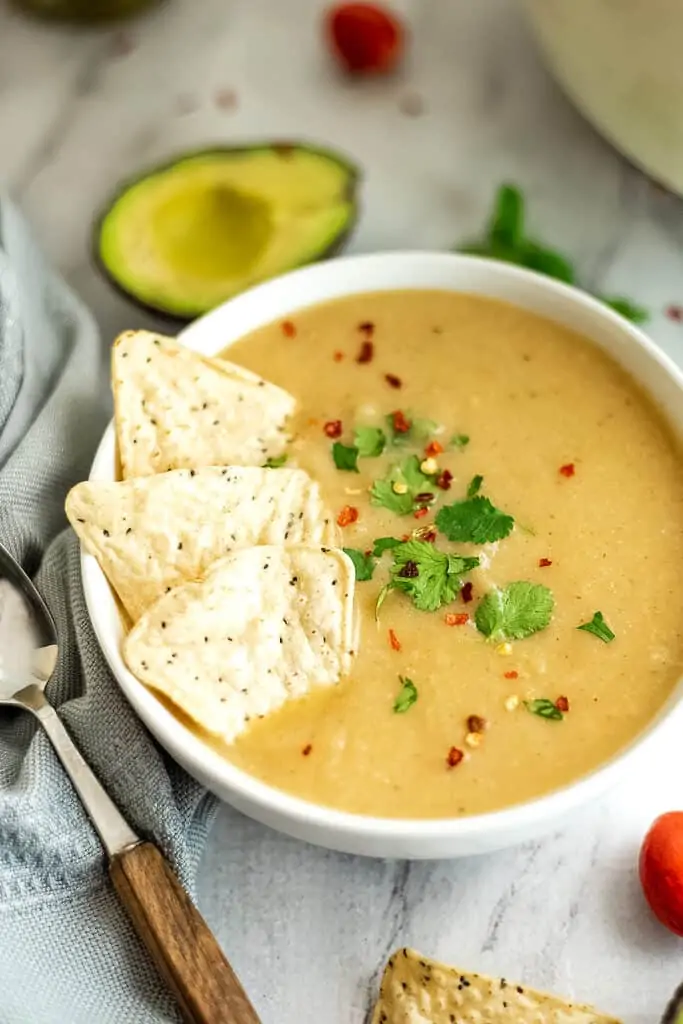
[2, 0, 683, 1020]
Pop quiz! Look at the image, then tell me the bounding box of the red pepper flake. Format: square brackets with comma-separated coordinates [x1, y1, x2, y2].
[323, 420, 343, 438]
[559, 463, 575, 478]
[424, 440, 443, 457]
[214, 88, 238, 111]
[302, 743, 313, 756]
[401, 533, 411, 542]
[666, 305, 683, 322]
[445, 612, 469, 626]
[392, 409, 411, 434]
[436, 469, 453, 491]
[460, 581, 473, 604]
[555, 695, 570, 713]
[413, 507, 428, 519]
[504, 670, 518, 680]
[385, 373, 402, 389]
[333, 350, 345, 362]
[356, 340, 374, 364]
[467, 714, 487, 734]
[337, 505, 359, 527]
[446, 746, 464, 768]
[539, 557, 553, 568]
[281, 320, 297, 338]
[358, 321, 375, 336]
[388, 629, 401, 651]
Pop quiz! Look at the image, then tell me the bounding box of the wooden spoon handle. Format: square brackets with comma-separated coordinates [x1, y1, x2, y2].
[110, 841, 261, 1024]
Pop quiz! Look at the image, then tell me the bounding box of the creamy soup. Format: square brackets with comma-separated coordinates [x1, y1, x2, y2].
[219, 290, 683, 818]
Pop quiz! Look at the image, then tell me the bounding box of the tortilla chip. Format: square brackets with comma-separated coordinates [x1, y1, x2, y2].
[66, 466, 337, 622]
[123, 545, 356, 743]
[112, 330, 295, 478]
[372, 948, 621, 1024]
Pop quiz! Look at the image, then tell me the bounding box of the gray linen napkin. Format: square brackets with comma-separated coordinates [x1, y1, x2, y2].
[0, 195, 217, 1024]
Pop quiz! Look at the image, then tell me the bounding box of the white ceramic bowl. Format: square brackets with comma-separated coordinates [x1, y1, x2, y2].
[83, 252, 683, 859]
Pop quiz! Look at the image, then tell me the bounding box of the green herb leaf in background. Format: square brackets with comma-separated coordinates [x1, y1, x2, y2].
[475, 581, 554, 641]
[467, 474, 484, 498]
[332, 441, 359, 472]
[577, 610, 615, 643]
[436, 495, 514, 544]
[525, 698, 563, 721]
[389, 540, 479, 612]
[354, 425, 386, 458]
[489, 183, 524, 248]
[393, 676, 418, 713]
[343, 548, 376, 582]
[602, 296, 649, 325]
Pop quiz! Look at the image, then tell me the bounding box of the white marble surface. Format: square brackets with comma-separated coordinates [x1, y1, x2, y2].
[2, 0, 683, 1020]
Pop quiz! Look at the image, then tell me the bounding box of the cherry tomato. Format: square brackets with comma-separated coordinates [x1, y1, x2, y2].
[640, 811, 683, 936]
[325, 2, 405, 75]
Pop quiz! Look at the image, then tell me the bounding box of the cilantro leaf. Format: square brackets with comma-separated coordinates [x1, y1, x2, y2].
[393, 676, 418, 713]
[490, 184, 524, 249]
[525, 698, 563, 721]
[577, 611, 615, 643]
[389, 540, 480, 612]
[475, 581, 554, 642]
[372, 536, 402, 557]
[263, 454, 287, 468]
[436, 495, 514, 544]
[370, 456, 434, 516]
[521, 241, 575, 284]
[332, 442, 359, 472]
[342, 548, 376, 582]
[354, 425, 386, 458]
[467, 474, 483, 498]
[602, 296, 649, 325]
[450, 433, 470, 450]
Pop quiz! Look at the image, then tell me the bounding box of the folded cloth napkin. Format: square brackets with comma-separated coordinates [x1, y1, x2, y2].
[0, 196, 217, 1024]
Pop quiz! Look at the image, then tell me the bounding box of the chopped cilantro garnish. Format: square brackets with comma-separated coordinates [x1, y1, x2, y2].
[458, 184, 648, 323]
[525, 698, 563, 721]
[475, 581, 554, 642]
[388, 540, 479, 612]
[450, 433, 470, 450]
[393, 675, 418, 713]
[342, 548, 376, 582]
[372, 536, 402, 557]
[263, 454, 288, 468]
[577, 611, 615, 643]
[370, 455, 435, 516]
[354, 425, 386, 458]
[332, 441, 359, 472]
[436, 495, 514, 544]
[467, 474, 483, 498]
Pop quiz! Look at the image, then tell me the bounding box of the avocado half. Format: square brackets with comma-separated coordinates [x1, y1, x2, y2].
[95, 142, 359, 320]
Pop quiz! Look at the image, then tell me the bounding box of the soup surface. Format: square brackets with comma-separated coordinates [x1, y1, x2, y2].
[220, 290, 683, 818]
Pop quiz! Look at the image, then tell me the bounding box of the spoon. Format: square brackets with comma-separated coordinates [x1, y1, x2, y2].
[0, 542, 261, 1024]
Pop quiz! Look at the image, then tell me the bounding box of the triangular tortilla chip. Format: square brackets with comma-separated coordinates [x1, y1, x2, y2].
[373, 948, 621, 1024]
[112, 330, 295, 478]
[124, 545, 356, 744]
[67, 466, 337, 622]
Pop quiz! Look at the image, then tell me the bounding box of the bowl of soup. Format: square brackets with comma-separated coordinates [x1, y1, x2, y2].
[80, 252, 683, 858]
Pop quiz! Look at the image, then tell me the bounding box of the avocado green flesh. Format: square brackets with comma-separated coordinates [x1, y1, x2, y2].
[97, 145, 357, 318]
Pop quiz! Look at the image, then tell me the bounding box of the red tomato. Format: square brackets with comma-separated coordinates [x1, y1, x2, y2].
[639, 812, 683, 936]
[325, 2, 405, 75]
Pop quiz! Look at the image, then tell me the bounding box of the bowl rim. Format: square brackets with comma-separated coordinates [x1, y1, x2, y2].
[82, 250, 683, 844]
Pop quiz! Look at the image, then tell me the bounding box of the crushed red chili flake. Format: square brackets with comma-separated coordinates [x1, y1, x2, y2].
[446, 746, 464, 768]
[424, 440, 443, 457]
[415, 492, 435, 505]
[445, 612, 469, 626]
[358, 321, 375, 336]
[436, 469, 453, 491]
[281, 320, 297, 338]
[385, 373, 402, 389]
[388, 629, 401, 651]
[398, 560, 419, 578]
[539, 557, 553, 567]
[413, 526, 437, 543]
[467, 714, 487, 734]
[392, 409, 411, 433]
[460, 581, 473, 604]
[666, 305, 683, 322]
[333, 350, 344, 362]
[356, 340, 374, 363]
[337, 505, 359, 527]
[302, 743, 313, 756]
[323, 419, 343, 438]
[504, 670, 518, 680]
[559, 463, 575, 477]
[413, 508, 428, 519]
[556, 695, 570, 713]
